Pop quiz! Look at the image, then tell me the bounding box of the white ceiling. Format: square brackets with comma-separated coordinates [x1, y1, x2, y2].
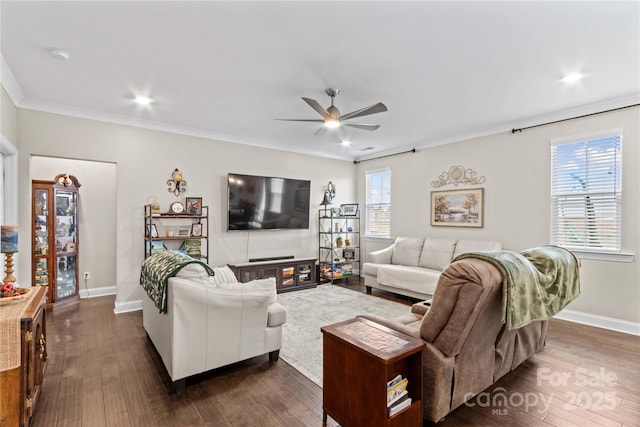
[1, 1, 639, 161]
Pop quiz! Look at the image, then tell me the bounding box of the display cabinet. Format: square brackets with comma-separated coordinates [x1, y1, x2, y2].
[32, 174, 81, 309]
[318, 210, 360, 284]
[144, 204, 209, 262]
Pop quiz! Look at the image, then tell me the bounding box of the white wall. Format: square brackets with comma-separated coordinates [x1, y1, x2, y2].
[17, 109, 355, 311]
[358, 107, 639, 325]
[30, 156, 117, 296]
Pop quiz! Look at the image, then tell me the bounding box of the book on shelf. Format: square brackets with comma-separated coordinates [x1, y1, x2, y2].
[387, 389, 408, 408]
[388, 397, 412, 417]
[387, 377, 408, 405]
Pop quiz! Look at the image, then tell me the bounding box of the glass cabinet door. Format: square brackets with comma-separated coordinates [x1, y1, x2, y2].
[33, 188, 51, 287]
[54, 189, 78, 302]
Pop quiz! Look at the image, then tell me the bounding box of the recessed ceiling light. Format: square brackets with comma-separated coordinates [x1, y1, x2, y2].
[561, 73, 584, 84]
[134, 95, 153, 106]
[340, 140, 352, 146]
[48, 48, 70, 61]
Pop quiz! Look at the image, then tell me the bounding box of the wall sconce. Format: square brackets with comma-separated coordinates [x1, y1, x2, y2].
[327, 181, 336, 201]
[167, 168, 187, 196]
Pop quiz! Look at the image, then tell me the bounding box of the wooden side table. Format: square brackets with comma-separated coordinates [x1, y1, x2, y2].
[321, 317, 423, 427]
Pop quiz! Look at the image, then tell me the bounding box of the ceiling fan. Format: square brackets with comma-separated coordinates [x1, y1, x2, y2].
[278, 88, 388, 135]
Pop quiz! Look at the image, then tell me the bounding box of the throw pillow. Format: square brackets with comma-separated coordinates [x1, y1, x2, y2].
[206, 266, 239, 285]
[174, 262, 210, 279]
[392, 237, 425, 267]
[419, 238, 457, 271]
[217, 277, 277, 304]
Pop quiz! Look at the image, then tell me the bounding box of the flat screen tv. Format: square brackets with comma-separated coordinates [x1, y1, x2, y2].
[227, 173, 310, 230]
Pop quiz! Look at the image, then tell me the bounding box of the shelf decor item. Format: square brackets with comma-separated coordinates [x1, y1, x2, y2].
[1, 225, 18, 283]
[340, 203, 359, 216]
[186, 197, 203, 215]
[320, 191, 333, 217]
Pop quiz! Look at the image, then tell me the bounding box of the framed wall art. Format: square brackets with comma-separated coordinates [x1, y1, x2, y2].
[431, 188, 484, 228]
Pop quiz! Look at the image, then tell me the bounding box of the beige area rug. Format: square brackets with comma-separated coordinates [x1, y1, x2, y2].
[276, 284, 410, 387]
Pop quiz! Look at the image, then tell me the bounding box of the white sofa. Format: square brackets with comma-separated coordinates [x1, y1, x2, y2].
[142, 264, 286, 392]
[362, 237, 501, 300]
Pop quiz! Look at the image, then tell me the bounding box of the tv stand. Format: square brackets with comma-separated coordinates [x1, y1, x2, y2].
[228, 257, 317, 293]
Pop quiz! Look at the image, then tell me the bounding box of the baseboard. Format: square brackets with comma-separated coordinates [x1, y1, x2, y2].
[554, 308, 640, 336]
[79, 286, 116, 299]
[114, 299, 143, 314]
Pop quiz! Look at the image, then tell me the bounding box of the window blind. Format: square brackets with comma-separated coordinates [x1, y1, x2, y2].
[366, 169, 391, 237]
[550, 131, 622, 252]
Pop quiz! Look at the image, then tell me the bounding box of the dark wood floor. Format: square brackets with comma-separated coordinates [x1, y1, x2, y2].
[31, 282, 639, 427]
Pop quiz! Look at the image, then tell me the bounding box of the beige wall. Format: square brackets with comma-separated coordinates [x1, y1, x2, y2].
[358, 107, 640, 324]
[16, 109, 355, 309]
[1, 86, 17, 145]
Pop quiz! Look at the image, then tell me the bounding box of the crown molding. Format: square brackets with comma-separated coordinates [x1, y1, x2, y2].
[0, 55, 24, 105]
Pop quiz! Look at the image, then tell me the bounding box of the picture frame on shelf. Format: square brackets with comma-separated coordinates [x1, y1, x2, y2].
[343, 248, 355, 260]
[191, 223, 203, 237]
[186, 197, 203, 215]
[341, 203, 359, 216]
[431, 188, 484, 228]
[150, 240, 166, 253]
[146, 224, 159, 238]
[178, 229, 190, 237]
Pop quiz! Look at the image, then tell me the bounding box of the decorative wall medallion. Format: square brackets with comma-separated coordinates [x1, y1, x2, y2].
[431, 165, 486, 188]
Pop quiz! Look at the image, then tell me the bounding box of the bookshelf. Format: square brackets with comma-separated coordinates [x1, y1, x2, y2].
[144, 204, 208, 262]
[318, 210, 360, 284]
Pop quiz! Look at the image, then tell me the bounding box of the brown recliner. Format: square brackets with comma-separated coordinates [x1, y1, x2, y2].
[360, 257, 547, 423]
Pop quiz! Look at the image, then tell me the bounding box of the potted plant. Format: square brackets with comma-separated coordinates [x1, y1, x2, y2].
[336, 236, 343, 248]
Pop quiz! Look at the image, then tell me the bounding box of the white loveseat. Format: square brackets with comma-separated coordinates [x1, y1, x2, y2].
[363, 237, 501, 300]
[142, 264, 286, 392]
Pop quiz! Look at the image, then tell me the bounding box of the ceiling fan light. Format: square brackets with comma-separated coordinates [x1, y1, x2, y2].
[324, 118, 341, 129]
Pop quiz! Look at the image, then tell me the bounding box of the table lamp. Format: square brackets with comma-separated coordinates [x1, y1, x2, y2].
[1, 225, 18, 283]
[320, 191, 333, 218]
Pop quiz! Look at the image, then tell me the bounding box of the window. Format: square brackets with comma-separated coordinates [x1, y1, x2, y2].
[550, 129, 622, 253]
[365, 168, 391, 237]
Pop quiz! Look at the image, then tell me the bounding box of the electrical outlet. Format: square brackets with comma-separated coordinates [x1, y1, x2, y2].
[84, 272, 90, 280]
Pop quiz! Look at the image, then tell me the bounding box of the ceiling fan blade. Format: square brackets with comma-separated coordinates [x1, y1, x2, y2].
[340, 102, 388, 120]
[344, 123, 380, 131]
[275, 119, 324, 123]
[315, 126, 327, 135]
[302, 97, 330, 119]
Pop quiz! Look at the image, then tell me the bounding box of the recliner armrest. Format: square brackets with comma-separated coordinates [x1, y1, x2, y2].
[356, 314, 422, 340]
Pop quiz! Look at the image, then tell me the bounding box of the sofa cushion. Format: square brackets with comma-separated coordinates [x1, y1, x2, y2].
[377, 264, 442, 296]
[392, 237, 425, 267]
[207, 266, 239, 285]
[419, 238, 457, 271]
[217, 277, 277, 304]
[453, 240, 502, 259]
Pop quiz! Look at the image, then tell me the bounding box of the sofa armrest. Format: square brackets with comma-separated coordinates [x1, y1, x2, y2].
[267, 302, 287, 327]
[368, 244, 394, 264]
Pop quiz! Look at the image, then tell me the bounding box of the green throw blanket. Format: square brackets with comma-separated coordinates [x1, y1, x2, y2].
[454, 245, 580, 330]
[140, 250, 215, 314]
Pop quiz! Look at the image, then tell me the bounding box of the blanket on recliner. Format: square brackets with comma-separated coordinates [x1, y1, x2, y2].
[140, 250, 215, 313]
[454, 245, 580, 329]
